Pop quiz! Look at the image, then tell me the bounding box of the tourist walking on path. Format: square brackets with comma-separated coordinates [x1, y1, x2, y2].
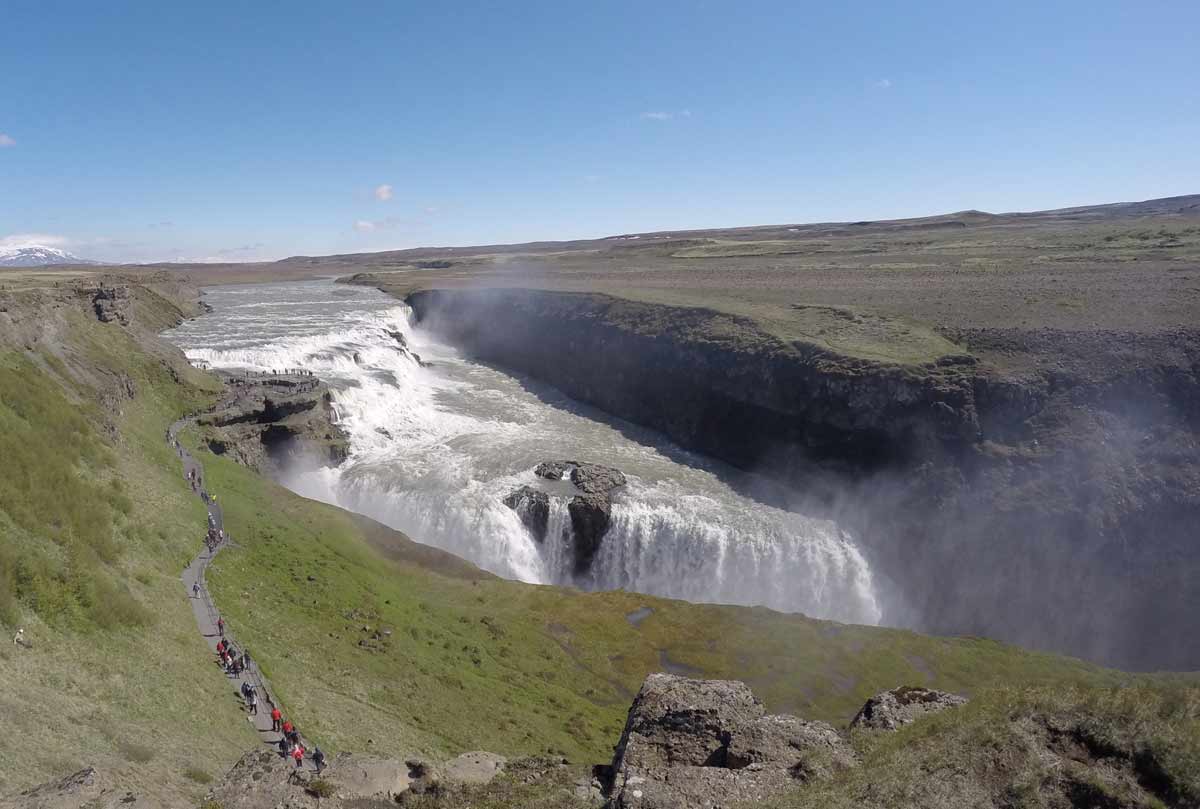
[174, 413, 322, 763]
[312, 747, 326, 775]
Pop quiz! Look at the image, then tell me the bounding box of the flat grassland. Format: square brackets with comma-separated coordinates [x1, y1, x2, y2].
[99, 194, 1200, 370]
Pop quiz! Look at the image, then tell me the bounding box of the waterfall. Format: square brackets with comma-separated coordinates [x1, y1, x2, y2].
[166, 279, 883, 627]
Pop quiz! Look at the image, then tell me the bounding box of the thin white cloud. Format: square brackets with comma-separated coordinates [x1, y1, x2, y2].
[874, 78, 893, 89]
[374, 183, 394, 201]
[216, 243, 266, 256]
[0, 133, 15, 147]
[353, 214, 430, 235]
[641, 109, 692, 122]
[0, 232, 68, 248]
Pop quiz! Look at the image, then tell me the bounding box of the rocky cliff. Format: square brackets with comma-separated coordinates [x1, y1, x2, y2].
[197, 371, 349, 474]
[403, 287, 1200, 670]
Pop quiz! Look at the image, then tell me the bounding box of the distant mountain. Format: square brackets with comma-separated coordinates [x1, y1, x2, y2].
[0, 244, 103, 267]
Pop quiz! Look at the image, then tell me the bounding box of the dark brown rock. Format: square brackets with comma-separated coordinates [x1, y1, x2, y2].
[571, 462, 627, 495]
[530, 460, 626, 572]
[91, 286, 129, 325]
[503, 486, 551, 542]
[568, 493, 611, 573]
[534, 460, 574, 481]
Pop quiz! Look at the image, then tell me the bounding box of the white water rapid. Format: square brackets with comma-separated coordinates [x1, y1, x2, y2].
[165, 279, 882, 625]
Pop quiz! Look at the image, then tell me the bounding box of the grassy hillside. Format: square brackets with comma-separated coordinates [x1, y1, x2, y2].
[189, 426, 1145, 766]
[0, 291, 254, 803]
[0, 275, 1193, 806]
[761, 684, 1200, 809]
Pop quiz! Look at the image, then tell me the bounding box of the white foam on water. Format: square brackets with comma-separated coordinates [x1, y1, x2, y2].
[165, 279, 883, 625]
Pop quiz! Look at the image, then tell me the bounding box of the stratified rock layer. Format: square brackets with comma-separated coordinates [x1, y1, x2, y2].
[605, 674, 855, 809]
[197, 372, 349, 473]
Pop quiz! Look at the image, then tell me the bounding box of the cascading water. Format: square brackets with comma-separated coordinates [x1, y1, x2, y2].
[165, 279, 882, 625]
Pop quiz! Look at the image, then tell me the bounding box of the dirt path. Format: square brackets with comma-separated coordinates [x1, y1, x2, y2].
[169, 418, 319, 771]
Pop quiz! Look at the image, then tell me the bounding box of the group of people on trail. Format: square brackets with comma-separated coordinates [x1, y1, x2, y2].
[204, 514, 224, 552]
[177, 420, 326, 777]
[274, 713, 326, 773]
[241, 680, 259, 714]
[216, 636, 250, 676]
[213, 616, 325, 774]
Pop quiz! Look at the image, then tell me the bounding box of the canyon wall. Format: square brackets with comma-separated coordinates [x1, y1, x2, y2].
[405, 287, 1200, 670]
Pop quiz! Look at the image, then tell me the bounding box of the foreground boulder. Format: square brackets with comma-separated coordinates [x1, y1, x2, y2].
[605, 674, 855, 809]
[850, 686, 968, 731]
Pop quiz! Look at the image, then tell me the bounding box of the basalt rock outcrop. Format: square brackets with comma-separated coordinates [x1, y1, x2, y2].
[89, 285, 130, 325]
[197, 372, 349, 474]
[405, 287, 1200, 671]
[503, 485, 550, 542]
[504, 460, 627, 573]
[603, 674, 856, 809]
[850, 686, 968, 731]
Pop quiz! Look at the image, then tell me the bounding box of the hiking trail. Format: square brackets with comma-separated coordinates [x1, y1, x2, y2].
[170, 417, 318, 770]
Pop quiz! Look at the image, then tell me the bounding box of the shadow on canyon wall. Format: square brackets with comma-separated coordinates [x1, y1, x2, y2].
[403, 286, 1200, 671]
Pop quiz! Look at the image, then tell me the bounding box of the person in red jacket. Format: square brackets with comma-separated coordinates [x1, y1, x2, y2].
[282, 720, 294, 736]
[271, 707, 282, 733]
[217, 617, 225, 637]
[292, 744, 305, 768]
[216, 640, 225, 656]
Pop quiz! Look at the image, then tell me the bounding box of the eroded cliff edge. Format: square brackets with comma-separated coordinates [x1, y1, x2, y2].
[391, 285, 1199, 671]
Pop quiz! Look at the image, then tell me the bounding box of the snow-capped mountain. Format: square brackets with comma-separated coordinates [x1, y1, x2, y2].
[0, 245, 102, 267]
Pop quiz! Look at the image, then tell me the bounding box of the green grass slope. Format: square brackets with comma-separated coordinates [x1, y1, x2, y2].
[189, 426, 1150, 767]
[760, 685, 1200, 809]
[0, 276, 1192, 806]
[0, 296, 254, 803]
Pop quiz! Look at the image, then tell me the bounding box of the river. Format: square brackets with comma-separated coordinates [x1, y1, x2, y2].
[164, 279, 881, 625]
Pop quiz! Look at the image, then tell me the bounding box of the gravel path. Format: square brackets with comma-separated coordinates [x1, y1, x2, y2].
[169, 418, 319, 770]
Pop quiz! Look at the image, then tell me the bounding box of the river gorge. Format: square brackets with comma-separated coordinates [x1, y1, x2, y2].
[165, 279, 883, 626]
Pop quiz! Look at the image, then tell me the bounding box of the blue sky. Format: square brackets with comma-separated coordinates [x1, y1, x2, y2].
[1, 0, 1198, 263]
